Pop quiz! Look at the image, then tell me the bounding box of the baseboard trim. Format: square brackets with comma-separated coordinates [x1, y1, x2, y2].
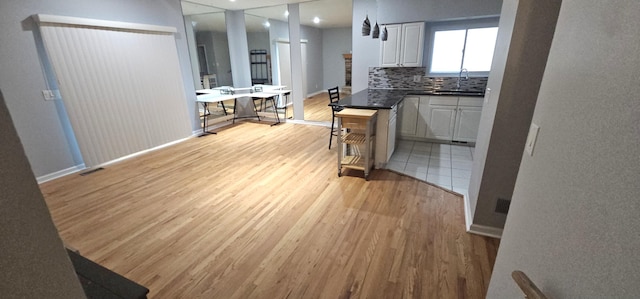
[462, 191, 474, 232]
[97, 136, 192, 169]
[37, 164, 86, 184]
[463, 192, 504, 238]
[468, 223, 503, 239]
[305, 90, 324, 98]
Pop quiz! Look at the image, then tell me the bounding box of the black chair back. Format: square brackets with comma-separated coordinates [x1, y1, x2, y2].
[327, 86, 342, 149]
[328, 87, 340, 105]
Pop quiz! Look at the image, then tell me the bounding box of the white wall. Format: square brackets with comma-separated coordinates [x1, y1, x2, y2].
[247, 31, 270, 53]
[266, 19, 323, 96]
[210, 32, 233, 86]
[322, 27, 352, 90]
[0, 0, 197, 178]
[468, 0, 560, 231]
[268, 19, 289, 86]
[351, 0, 380, 92]
[300, 25, 323, 95]
[487, 0, 640, 297]
[225, 10, 252, 88]
[0, 91, 86, 298]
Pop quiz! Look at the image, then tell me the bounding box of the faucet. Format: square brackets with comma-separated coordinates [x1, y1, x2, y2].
[457, 68, 469, 90]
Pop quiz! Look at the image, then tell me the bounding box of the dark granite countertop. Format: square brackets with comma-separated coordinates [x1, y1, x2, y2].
[331, 89, 484, 109]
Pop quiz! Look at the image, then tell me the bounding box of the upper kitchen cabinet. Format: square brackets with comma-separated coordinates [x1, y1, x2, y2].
[380, 22, 425, 67]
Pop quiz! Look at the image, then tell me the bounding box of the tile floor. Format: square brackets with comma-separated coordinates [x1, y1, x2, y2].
[387, 140, 474, 196]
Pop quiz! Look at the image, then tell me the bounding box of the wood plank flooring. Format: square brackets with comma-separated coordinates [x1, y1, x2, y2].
[304, 92, 338, 122]
[40, 122, 499, 299]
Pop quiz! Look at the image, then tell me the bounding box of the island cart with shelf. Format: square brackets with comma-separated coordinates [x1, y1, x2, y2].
[335, 108, 378, 180]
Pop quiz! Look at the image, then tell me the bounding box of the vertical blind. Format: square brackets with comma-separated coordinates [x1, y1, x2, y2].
[34, 15, 192, 167]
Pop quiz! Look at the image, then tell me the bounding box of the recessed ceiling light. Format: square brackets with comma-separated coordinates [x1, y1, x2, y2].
[313, 17, 320, 24]
[264, 21, 271, 28]
[284, 10, 289, 17]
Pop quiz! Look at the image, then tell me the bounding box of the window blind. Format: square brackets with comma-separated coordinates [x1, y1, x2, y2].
[34, 14, 191, 167]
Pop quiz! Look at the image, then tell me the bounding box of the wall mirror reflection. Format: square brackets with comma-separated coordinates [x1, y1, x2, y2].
[181, 3, 231, 89]
[297, 0, 352, 123]
[244, 6, 290, 118]
[182, 0, 352, 123]
[182, 2, 235, 126]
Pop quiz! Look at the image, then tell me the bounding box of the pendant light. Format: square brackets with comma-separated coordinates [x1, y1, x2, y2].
[362, 14, 371, 36]
[372, 22, 380, 39]
[381, 26, 388, 41]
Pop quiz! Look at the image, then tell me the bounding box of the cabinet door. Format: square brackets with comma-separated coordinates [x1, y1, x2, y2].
[400, 22, 425, 67]
[416, 96, 430, 137]
[387, 111, 397, 161]
[453, 106, 483, 142]
[399, 96, 420, 137]
[380, 24, 402, 67]
[426, 104, 457, 140]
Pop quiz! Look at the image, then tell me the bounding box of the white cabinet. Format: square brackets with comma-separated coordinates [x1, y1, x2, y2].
[398, 96, 419, 137]
[380, 22, 425, 67]
[387, 108, 397, 162]
[399, 96, 431, 139]
[425, 105, 457, 140]
[425, 96, 483, 142]
[399, 95, 484, 143]
[453, 97, 484, 142]
[416, 96, 430, 137]
[375, 105, 398, 168]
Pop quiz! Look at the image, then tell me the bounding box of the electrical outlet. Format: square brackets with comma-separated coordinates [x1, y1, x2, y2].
[42, 90, 55, 101]
[413, 75, 421, 82]
[525, 123, 540, 156]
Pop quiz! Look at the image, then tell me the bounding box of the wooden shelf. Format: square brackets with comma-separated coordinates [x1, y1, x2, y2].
[336, 109, 377, 180]
[341, 132, 366, 144]
[341, 155, 365, 170]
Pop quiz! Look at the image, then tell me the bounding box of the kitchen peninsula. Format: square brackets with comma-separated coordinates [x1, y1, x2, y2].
[331, 88, 485, 168]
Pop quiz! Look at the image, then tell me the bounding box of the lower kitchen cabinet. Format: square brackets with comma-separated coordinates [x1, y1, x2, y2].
[453, 105, 483, 142]
[399, 95, 484, 143]
[425, 104, 457, 140]
[375, 105, 398, 168]
[398, 96, 419, 137]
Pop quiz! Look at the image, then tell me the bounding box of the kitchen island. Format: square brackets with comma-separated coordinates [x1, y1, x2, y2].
[331, 88, 485, 168]
[331, 89, 408, 169]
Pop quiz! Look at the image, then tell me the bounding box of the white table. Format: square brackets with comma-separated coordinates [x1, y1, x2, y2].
[250, 89, 292, 125]
[195, 88, 291, 135]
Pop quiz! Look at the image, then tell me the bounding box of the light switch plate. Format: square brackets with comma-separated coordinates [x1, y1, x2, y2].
[525, 123, 540, 156]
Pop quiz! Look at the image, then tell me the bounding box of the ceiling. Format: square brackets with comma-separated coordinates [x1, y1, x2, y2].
[181, 0, 352, 32]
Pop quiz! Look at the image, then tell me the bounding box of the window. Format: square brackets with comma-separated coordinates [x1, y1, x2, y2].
[429, 27, 499, 74]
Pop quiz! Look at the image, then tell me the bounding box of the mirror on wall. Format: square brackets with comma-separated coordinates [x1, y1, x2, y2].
[181, 2, 231, 89]
[244, 5, 289, 87]
[299, 0, 353, 123]
[245, 5, 291, 116]
[181, 0, 352, 123]
[244, 14, 273, 86]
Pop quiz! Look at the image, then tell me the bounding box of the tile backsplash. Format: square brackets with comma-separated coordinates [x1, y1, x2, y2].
[368, 67, 488, 91]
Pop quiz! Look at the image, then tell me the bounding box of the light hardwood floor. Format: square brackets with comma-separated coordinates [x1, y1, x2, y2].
[304, 92, 334, 122]
[40, 122, 499, 299]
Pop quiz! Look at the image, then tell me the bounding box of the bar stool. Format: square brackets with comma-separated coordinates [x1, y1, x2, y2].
[328, 86, 343, 149]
